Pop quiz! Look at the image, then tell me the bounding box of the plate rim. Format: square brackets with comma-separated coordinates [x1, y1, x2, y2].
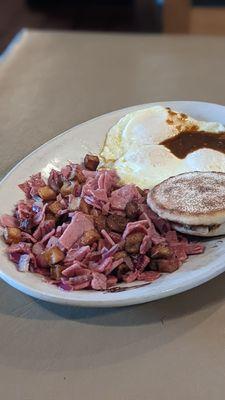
[1, 100, 225, 307]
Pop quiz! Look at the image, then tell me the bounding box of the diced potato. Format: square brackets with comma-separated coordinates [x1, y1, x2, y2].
[125, 232, 145, 254]
[50, 264, 64, 280]
[60, 181, 75, 196]
[125, 201, 139, 220]
[117, 263, 130, 281]
[106, 214, 127, 233]
[80, 229, 100, 246]
[45, 212, 57, 222]
[84, 154, 99, 171]
[68, 197, 81, 211]
[113, 251, 127, 260]
[43, 246, 65, 265]
[93, 213, 106, 232]
[48, 201, 62, 215]
[38, 186, 57, 201]
[151, 244, 173, 259]
[76, 169, 86, 184]
[79, 198, 92, 214]
[3, 227, 21, 244]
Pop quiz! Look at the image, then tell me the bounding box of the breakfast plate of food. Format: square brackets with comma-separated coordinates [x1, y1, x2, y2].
[0, 101, 225, 307]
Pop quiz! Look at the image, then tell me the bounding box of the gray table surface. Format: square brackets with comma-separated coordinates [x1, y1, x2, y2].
[0, 30, 225, 400]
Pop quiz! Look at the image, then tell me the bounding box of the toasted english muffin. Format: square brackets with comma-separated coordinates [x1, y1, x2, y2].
[147, 171, 225, 237]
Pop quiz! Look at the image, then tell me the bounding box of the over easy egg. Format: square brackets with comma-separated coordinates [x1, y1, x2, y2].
[99, 106, 225, 188]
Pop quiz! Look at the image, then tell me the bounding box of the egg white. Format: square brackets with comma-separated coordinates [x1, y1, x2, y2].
[99, 106, 225, 189]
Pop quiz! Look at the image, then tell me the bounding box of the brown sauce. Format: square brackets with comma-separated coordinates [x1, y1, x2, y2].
[161, 131, 225, 159]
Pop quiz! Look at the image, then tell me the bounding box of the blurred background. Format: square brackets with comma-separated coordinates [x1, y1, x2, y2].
[1, 0, 225, 53]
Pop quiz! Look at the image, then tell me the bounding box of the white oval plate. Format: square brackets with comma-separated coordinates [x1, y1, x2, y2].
[1, 101, 225, 307]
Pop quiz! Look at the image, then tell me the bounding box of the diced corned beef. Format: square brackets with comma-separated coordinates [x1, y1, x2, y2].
[123, 256, 134, 270]
[137, 271, 161, 282]
[91, 272, 107, 290]
[2, 159, 204, 292]
[102, 202, 110, 215]
[59, 212, 94, 250]
[105, 257, 124, 274]
[32, 242, 45, 255]
[122, 220, 148, 239]
[48, 169, 62, 192]
[140, 205, 171, 234]
[93, 256, 113, 273]
[55, 223, 70, 238]
[61, 165, 72, 180]
[70, 266, 92, 276]
[21, 232, 37, 243]
[46, 236, 60, 249]
[69, 275, 91, 290]
[63, 246, 90, 265]
[61, 163, 85, 182]
[102, 243, 121, 259]
[40, 228, 56, 244]
[98, 170, 118, 194]
[16, 200, 33, 221]
[7, 242, 32, 255]
[82, 170, 96, 179]
[0, 214, 18, 228]
[59, 280, 73, 291]
[98, 239, 106, 251]
[141, 213, 166, 245]
[19, 173, 45, 199]
[101, 229, 115, 247]
[33, 220, 55, 241]
[165, 230, 179, 243]
[84, 250, 103, 263]
[110, 185, 143, 211]
[186, 243, 205, 255]
[140, 234, 152, 254]
[18, 254, 30, 272]
[109, 232, 122, 243]
[122, 270, 138, 283]
[107, 275, 118, 287]
[62, 262, 84, 277]
[56, 193, 68, 209]
[33, 204, 47, 226]
[7, 242, 33, 265]
[81, 170, 118, 211]
[18, 181, 31, 199]
[134, 255, 150, 272]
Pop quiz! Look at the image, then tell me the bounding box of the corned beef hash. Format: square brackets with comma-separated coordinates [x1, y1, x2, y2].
[0, 153, 204, 291]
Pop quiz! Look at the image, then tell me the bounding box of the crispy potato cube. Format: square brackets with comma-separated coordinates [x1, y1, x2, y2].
[76, 169, 86, 184]
[125, 201, 139, 220]
[60, 181, 75, 196]
[106, 214, 127, 233]
[125, 232, 145, 254]
[38, 186, 57, 201]
[93, 213, 106, 232]
[84, 154, 99, 171]
[3, 227, 21, 244]
[79, 198, 92, 214]
[151, 244, 173, 259]
[43, 246, 65, 265]
[48, 201, 62, 215]
[113, 251, 127, 260]
[80, 229, 100, 246]
[50, 264, 64, 280]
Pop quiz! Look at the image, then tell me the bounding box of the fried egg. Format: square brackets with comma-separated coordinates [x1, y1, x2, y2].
[99, 106, 225, 188]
